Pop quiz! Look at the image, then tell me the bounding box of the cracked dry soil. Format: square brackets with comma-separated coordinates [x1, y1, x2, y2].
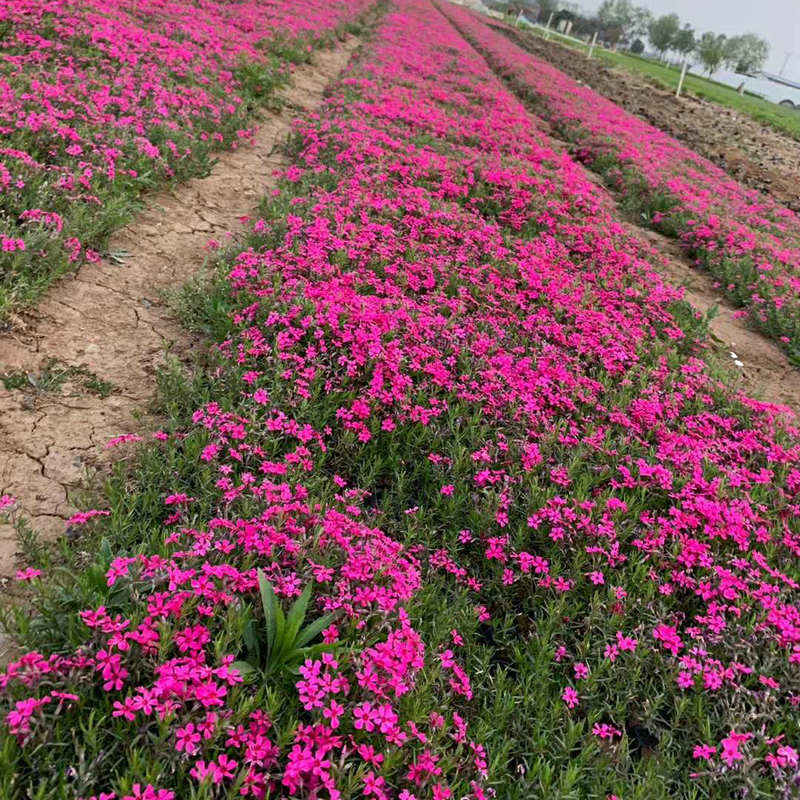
[0, 39, 360, 582]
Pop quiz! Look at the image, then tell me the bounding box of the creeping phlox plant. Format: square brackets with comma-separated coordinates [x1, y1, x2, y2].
[0, 0, 371, 316]
[442, 4, 800, 362]
[3, 1, 800, 798]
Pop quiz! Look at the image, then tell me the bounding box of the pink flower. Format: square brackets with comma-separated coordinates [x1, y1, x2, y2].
[592, 723, 622, 739]
[693, 744, 716, 760]
[112, 698, 137, 721]
[122, 786, 174, 800]
[652, 624, 683, 656]
[720, 732, 751, 767]
[175, 723, 201, 754]
[353, 702, 376, 732]
[106, 434, 143, 449]
[363, 772, 387, 796]
[67, 509, 110, 525]
[676, 672, 695, 689]
[562, 687, 579, 709]
[615, 631, 637, 651]
[779, 746, 799, 766]
[323, 700, 345, 729]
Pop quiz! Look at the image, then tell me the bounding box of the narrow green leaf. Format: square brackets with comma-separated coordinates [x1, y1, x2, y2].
[284, 583, 313, 647]
[257, 569, 277, 657]
[231, 660, 258, 683]
[295, 611, 336, 649]
[275, 600, 286, 647]
[243, 617, 259, 663]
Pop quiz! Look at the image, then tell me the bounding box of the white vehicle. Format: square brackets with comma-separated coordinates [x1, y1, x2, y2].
[703, 68, 800, 108]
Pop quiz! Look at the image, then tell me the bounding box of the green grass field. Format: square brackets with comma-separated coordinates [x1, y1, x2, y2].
[516, 22, 800, 140]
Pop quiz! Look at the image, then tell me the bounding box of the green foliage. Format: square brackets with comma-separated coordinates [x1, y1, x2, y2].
[648, 13, 680, 57]
[1, 358, 115, 399]
[234, 573, 337, 679]
[233, 55, 289, 106]
[695, 32, 728, 76]
[0, 19, 335, 320]
[723, 33, 770, 74]
[673, 25, 695, 57]
[1, 15, 794, 798]
[514, 26, 800, 140]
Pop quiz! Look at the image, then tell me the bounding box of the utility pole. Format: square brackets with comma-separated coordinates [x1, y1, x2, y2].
[544, 11, 554, 40]
[779, 52, 791, 77]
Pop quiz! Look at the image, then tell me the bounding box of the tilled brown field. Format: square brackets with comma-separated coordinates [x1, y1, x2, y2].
[500, 25, 800, 211]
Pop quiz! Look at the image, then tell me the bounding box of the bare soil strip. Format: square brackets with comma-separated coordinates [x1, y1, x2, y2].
[531, 142, 800, 412]
[631, 227, 800, 411]
[569, 143, 800, 413]
[0, 40, 359, 580]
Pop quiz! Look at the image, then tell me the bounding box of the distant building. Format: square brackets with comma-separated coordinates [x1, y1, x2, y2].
[445, 0, 540, 24]
[446, 0, 493, 13]
[705, 68, 800, 108]
[483, 0, 511, 16]
[515, 0, 541, 20]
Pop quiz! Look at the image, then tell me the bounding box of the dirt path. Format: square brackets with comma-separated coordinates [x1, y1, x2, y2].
[500, 26, 800, 212]
[630, 227, 800, 412]
[0, 39, 359, 581]
[566, 142, 800, 412]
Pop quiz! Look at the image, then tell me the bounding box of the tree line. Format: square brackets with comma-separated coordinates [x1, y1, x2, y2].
[536, 0, 770, 75]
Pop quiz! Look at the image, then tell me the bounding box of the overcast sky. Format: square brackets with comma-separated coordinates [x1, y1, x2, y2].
[579, 0, 800, 77]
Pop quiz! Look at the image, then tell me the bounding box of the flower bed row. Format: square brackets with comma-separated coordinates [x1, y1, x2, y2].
[3, 0, 800, 797]
[440, 3, 800, 362]
[0, 0, 372, 317]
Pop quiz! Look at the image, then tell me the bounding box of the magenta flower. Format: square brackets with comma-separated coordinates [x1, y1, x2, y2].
[720, 732, 752, 767]
[175, 723, 201, 755]
[562, 686, 579, 709]
[692, 744, 716, 761]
